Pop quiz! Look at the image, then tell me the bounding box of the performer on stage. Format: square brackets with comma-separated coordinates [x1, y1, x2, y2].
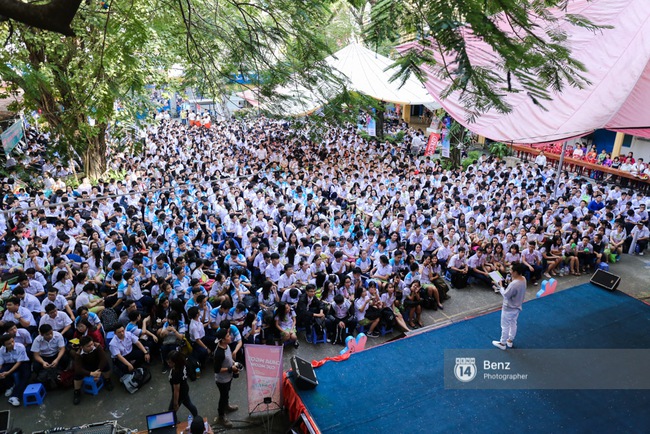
[492, 262, 527, 350]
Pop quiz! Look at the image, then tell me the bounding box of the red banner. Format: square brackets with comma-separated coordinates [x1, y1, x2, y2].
[424, 132, 440, 156]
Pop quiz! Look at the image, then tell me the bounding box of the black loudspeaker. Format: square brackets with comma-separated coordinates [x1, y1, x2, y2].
[590, 269, 621, 291]
[291, 356, 318, 390]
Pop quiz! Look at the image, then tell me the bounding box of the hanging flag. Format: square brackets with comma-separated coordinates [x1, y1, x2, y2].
[424, 132, 440, 156]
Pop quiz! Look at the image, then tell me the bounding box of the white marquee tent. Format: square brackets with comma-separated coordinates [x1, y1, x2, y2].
[260, 43, 440, 116]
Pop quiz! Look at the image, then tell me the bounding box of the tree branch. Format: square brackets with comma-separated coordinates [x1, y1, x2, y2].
[0, 0, 83, 36]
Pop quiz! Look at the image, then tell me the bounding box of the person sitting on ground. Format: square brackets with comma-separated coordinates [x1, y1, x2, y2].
[521, 241, 543, 285]
[31, 324, 68, 387]
[403, 280, 425, 328]
[75, 282, 105, 317]
[1, 323, 32, 351]
[12, 286, 41, 325]
[628, 221, 649, 255]
[326, 294, 355, 345]
[73, 319, 105, 349]
[109, 324, 150, 376]
[296, 284, 326, 337]
[447, 247, 469, 289]
[0, 297, 37, 335]
[42, 286, 76, 320]
[40, 303, 74, 340]
[274, 301, 298, 348]
[0, 333, 31, 407]
[380, 282, 411, 333]
[467, 248, 492, 287]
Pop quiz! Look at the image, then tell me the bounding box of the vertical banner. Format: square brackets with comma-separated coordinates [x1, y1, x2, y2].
[245, 344, 284, 414]
[424, 132, 440, 156]
[441, 128, 451, 158]
[441, 115, 452, 158]
[367, 116, 376, 137]
[1, 121, 24, 156]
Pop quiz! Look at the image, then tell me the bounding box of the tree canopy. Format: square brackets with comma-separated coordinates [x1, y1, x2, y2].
[0, 0, 336, 178]
[0, 0, 603, 178]
[366, 0, 605, 119]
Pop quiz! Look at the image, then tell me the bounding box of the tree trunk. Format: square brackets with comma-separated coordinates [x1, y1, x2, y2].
[83, 125, 107, 180]
[376, 108, 385, 141]
[451, 146, 461, 169]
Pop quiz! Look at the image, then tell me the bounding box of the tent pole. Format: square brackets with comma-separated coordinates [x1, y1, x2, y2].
[553, 141, 568, 199]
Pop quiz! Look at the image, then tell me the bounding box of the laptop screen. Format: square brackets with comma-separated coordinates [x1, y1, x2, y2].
[147, 412, 176, 430]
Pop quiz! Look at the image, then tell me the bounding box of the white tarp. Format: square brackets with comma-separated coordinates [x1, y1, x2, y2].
[263, 43, 440, 116]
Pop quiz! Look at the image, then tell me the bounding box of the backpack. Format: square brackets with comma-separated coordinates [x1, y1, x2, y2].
[186, 356, 199, 381]
[419, 288, 437, 310]
[380, 307, 396, 326]
[121, 367, 152, 393]
[101, 308, 119, 332]
[451, 272, 469, 289]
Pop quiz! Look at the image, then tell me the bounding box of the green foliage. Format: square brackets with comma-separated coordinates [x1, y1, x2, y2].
[0, 0, 336, 178]
[357, 130, 372, 141]
[0, 163, 32, 185]
[462, 150, 481, 170]
[384, 129, 405, 145]
[64, 176, 81, 190]
[177, 0, 337, 107]
[365, 0, 608, 120]
[0, 1, 176, 177]
[437, 157, 454, 171]
[104, 168, 127, 183]
[488, 141, 512, 159]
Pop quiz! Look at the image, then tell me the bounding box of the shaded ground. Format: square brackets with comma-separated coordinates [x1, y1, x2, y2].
[7, 255, 649, 434]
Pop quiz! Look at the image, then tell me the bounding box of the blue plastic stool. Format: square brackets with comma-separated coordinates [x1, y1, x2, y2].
[82, 376, 104, 395]
[309, 328, 327, 344]
[23, 383, 46, 407]
[106, 331, 115, 342]
[379, 325, 393, 336]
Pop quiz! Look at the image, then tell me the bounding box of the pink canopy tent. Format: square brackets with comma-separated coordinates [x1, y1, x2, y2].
[396, 0, 650, 144]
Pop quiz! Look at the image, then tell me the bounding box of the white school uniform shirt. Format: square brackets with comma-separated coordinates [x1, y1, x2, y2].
[109, 331, 139, 358]
[2, 306, 36, 326]
[31, 331, 65, 358]
[39, 311, 72, 332]
[265, 263, 284, 283]
[189, 318, 205, 342]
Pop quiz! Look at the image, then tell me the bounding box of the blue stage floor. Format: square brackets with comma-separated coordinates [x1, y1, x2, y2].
[294, 284, 650, 433]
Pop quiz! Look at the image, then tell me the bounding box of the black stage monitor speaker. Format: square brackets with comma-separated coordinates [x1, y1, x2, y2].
[291, 356, 318, 390]
[590, 269, 621, 291]
[0, 410, 9, 434]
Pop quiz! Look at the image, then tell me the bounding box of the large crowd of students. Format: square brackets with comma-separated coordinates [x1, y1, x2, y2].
[0, 117, 648, 410]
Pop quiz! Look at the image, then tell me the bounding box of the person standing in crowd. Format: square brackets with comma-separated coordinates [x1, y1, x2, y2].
[213, 327, 239, 429]
[492, 262, 527, 350]
[534, 151, 547, 169]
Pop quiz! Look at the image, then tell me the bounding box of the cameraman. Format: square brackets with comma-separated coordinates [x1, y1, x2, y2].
[213, 328, 239, 429]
